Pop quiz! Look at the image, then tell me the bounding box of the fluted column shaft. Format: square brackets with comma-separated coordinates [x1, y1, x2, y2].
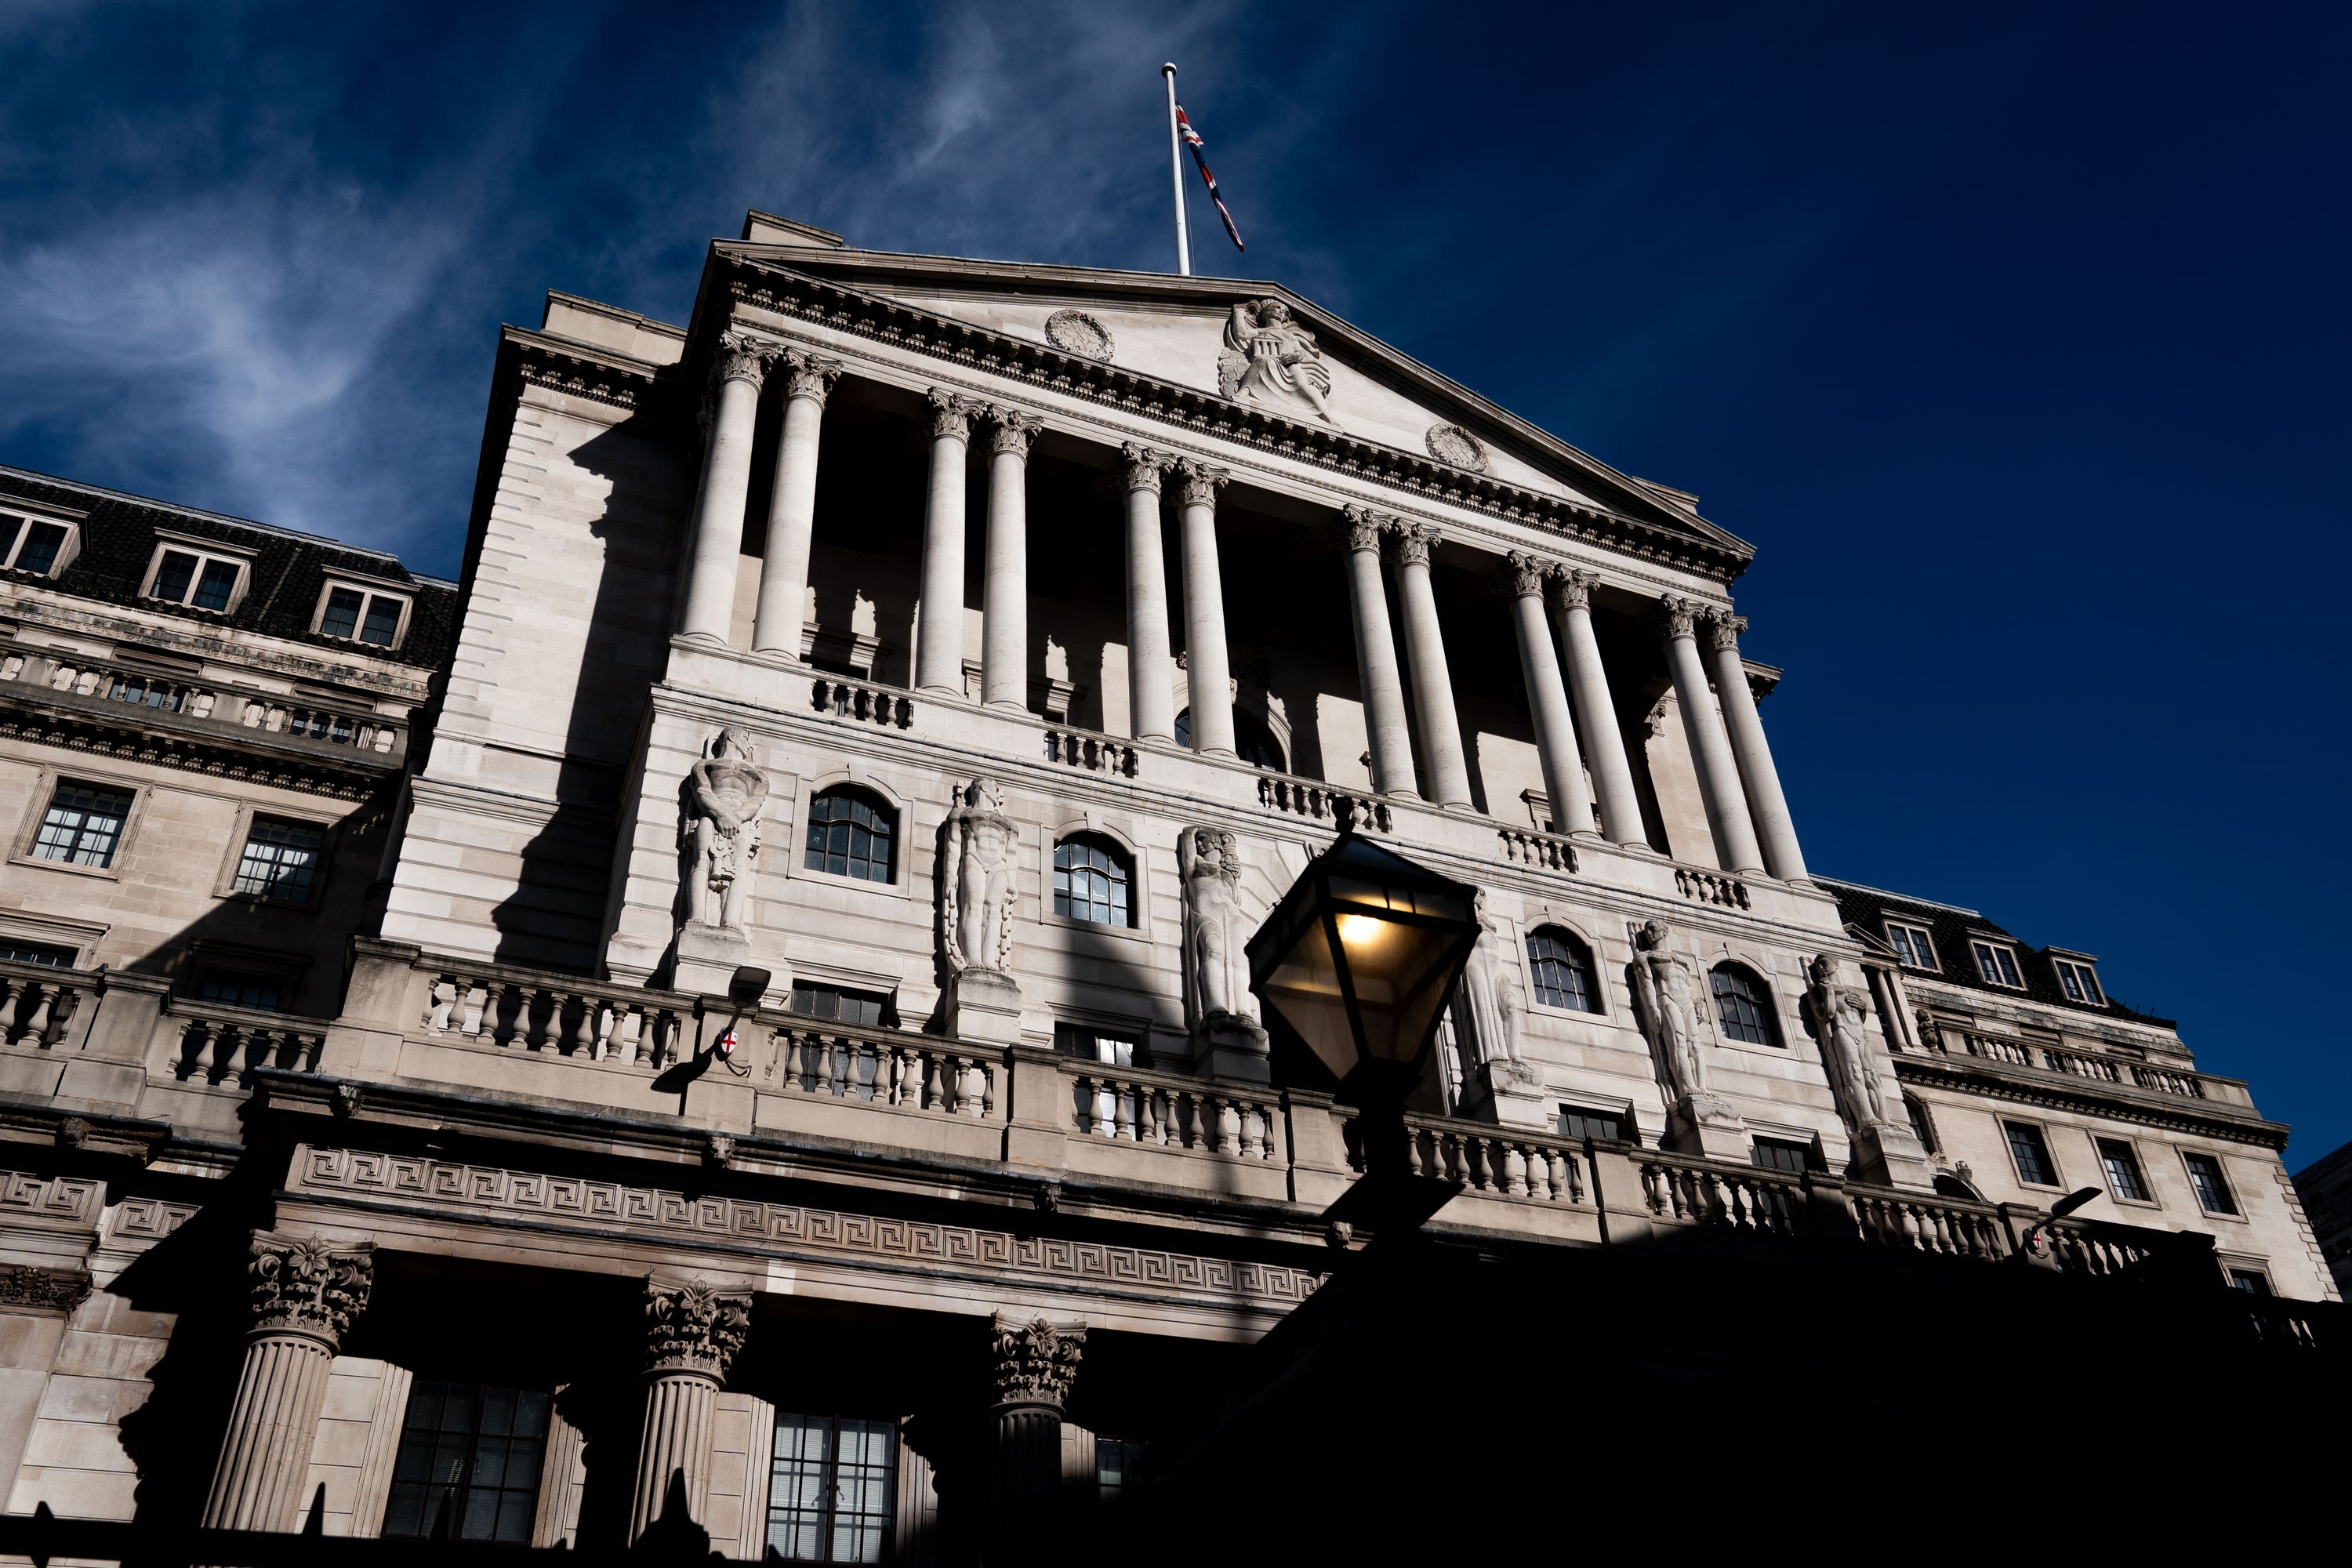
[1174, 461, 1236, 757]
[1343, 507, 1417, 797]
[987, 1315, 1084, 1559]
[750, 350, 842, 655]
[1391, 523, 1473, 808]
[630, 1277, 751, 1544]
[980, 408, 1040, 712]
[914, 392, 976, 695]
[1122, 445, 1177, 742]
[1704, 612, 1808, 880]
[1661, 597, 1765, 875]
[1553, 569, 1646, 847]
[1506, 554, 1592, 834]
[202, 1232, 375, 1535]
[678, 332, 779, 644]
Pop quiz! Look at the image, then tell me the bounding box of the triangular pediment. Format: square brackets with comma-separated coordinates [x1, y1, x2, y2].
[713, 239, 1737, 554]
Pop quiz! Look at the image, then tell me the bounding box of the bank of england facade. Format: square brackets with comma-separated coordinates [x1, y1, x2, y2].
[0, 210, 2333, 1556]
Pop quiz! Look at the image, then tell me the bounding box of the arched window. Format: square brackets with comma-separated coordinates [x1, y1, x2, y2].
[1053, 834, 1134, 927]
[1709, 963, 1781, 1047]
[804, 786, 895, 882]
[1525, 927, 1599, 1013]
[1173, 707, 1287, 771]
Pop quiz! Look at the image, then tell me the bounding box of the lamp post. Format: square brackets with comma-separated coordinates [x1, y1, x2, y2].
[1245, 831, 1483, 1235]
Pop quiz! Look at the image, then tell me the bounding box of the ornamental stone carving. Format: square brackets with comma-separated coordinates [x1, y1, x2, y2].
[1704, 610, 1748, 653]
[1390, 521, 1437, 568]
[1044, 308, 1115, 361]
[1121, 442, 1171, 492]
[1806, 953, 1893, 1134]
[1551, 567, 1597, 613]
[1659, 594, 1699, 640]
[713, 328, 783, 389]
[780, 348, 843, 403]
[247, 1231, 374, 1346]
[941, 778, 1017, 975]
[1628, 919, 1709, 1106]
[1341, 503, 1386, 554]
[1425, 423, 1489, 472]
[1178, 827, 1256, 1032]
[990, 1312, 1087, 1410]
[680, 727, 768, 934]
[1172, 458, 1228, 508]
[641, 1276, 751, 1380]
[927, 387, 979, 441]
[1506, 550, 1549, 599]
[1217, 299, 1338, 426]
[985, 406, 1043, 456]
[0, 1264, 92, 1312]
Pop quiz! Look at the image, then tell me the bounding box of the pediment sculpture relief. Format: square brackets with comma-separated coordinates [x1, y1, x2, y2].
[1044, 308, 1115, 361]
[680, 726, 767, 933]
[1217, 299, 1338, 426]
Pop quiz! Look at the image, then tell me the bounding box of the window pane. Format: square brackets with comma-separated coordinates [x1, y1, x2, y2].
[194, 969, 284, 1012]
[16, 522, 67, 575]
[383, 1378, 550, 1544]
[2227, 1270, 2270, 1295]
[361, 595, 405, 644]
[1996, 949, 2021, 987]
[804, 789, 894, 882]
[31, 783, 132, 868]
[1526, 931, 1595, 1012]
[193, 559, 240, 611]
[769, 1413, 896, 1563]
[2056, 964, 2084, 1002]
[2184, 1152, 2237, 1214]
[1054, 836, 1131, 927]
[1709, 965, 1779, 1046]
[321, 586, 365, 639]
[0, 940, 74, 967]
[152, 550, 198, 603]
[2005, 1122, 2056, 1186]
[0, 516, 20, 563]
[233, 817, 326, 901]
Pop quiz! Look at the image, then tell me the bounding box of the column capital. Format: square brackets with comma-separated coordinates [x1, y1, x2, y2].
[713, 328, 784, 389]
[1659, 594, 1700, 640]
[780, 348, 843, 403]
[927, 387, 980, 441]
[1341, 503, 1387, 554]
[1703, 609, 1748, 652]
[985, 405, 1044, 456]
[642, 1276, 751, 1381]
[989, 1312, 1086, 1410]
[1121, 441, 1173, 492]
[245, 1231, 373, 1348]
[1504, 550, 1550, 598]
[1172, 458, 1228, 507]
[1551, 566, 1599, 613]
[1389, 520, 1439, 568]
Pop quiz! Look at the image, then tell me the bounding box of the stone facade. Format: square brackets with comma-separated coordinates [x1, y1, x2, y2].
[0, 210, 2332, 1555]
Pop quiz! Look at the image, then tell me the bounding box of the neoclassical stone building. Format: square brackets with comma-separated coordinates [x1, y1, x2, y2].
[0, 211, 2333, 1559]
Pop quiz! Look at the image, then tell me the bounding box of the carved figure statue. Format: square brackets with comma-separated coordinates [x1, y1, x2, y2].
[1178, 827, 1257, 1028]
[940, 778, 1016, 975]
[680, 727, 768, 931]
[1808, 953, 1893, 1133]
[1628, 918, 1708, 1104]
[1217, 299, 1338, 426]
[1454, 891, 1523, 1068]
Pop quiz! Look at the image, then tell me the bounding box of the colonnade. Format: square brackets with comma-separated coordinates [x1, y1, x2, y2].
[672, 326, 1806, 880]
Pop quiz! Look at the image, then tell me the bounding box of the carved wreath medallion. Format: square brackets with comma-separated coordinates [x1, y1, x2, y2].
[1425, 423, 1489, 473]
[1044, 309, 1115, 361]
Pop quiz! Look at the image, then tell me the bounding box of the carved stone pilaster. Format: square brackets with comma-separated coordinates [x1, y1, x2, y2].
[1659, 594, 1699, 640]
[641, 1276, 752, 1381]
[1173, 459, 1228, 508]
[780, 348, 843, 404]
[1505, 550, 1549, 599]
[927, 387, 978, 441]
[712, 328, 783, 390]
[1390, 521, 1437, 568]
[1121, 441, 1171, 492]
[1551, 567, 1596, 613]
[1704, 610, 1748, 653]
[247, 1232, 374, 1348]
[985, 405, 1043, 456]
[990, 1313, 1086, 1411]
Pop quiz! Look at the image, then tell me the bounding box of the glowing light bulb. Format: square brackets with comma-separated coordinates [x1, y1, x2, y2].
[1336, 913, 1387, 954]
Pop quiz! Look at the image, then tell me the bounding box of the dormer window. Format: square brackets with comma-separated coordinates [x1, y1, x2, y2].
[142, 535, 254, 614]
[1971, 940, 2024, 989]
[0, 511, 80, 579]
[1886, 921, 1938, 971]
[313, 579, 412, 649]
[2053, 958, 2103, 1006]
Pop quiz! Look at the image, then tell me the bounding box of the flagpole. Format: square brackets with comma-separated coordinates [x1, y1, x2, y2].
[1161, 63, 1191, 277]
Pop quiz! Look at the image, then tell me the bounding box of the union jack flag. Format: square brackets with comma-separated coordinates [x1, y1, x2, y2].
[1175, 103, 1244, 252]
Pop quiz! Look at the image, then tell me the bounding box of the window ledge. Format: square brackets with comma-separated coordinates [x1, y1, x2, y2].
[7, 851, 121, 883]
[1039, 910, 1150, 944]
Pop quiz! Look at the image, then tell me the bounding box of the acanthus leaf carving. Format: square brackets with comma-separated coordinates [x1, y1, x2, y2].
[642, 1275, 751, 1379]
[989, 1312, 1086, 1409]
[248, 1231, 373, 1347]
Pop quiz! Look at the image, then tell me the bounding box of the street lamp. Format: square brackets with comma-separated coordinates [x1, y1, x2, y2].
[1245, 832, 1482, 1233]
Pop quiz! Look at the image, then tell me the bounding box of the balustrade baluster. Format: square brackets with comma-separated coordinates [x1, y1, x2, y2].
[564, 995, 593, 1055]
[16, 985, 52, 1046]
[1114, 1080, 1138, 1142]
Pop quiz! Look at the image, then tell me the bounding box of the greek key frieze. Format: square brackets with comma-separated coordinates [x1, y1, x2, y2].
[296, 1148, 1314, 1306]
[0, 1170, 102, 1227]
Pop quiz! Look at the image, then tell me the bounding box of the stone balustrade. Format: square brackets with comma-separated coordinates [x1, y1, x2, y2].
[5, 651, 402, 756]
[1042, 725, 1139, 778]
[1339, 1109, 1588, 1204]
[0, 964, 90, 1048]
[775, 1025, 995, 1119]
[169, 1003, 325, 1087]
[2130, 1063, 2205, 1098]
[1065, 1058, 1276, 1160]
[1851, 1189, 2009, 1260]
[1636, 1149, 1806, 1236]
[1497, 827, 1578, 874]
[1958, 1032, 2036, 1068]
[1254, 774, 1392, 833]
[1673, 867, 1751, 909]
[1948, 1030, 2219, 1102]
[810, 674, 914, 728]
[423, 968, 693, 1070]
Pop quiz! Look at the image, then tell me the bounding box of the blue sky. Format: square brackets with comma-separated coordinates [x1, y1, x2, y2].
[3, 2, 2347, 1160]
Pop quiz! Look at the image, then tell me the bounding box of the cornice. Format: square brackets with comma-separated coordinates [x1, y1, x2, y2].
[503, 326, 667, 412]
[1893, 1054, 2287, 1149]
[0, 699, 387, 800]
[713, 256, 1753, 586]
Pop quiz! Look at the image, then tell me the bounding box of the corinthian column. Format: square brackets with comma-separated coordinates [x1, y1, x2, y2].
[1391, 522, 1473, 809]
[1703, 612, 1808, 880]
[1661, 597, 1765, 875]
[629, 1276, 752, 1544]
[980, 407, 1042, 712]
[1121, 445, 1177, 742]
[1172, 460, 1236, 757]
[201, 1232, 375, 1534]
[678, 329, 782, 645]
[750, 349, 843, 655]
[1552, 568, 1646, 848]
[914, 390, 978, 695]
[987, 1313, 1085, 1556]
[1342, 506, 1417, 797]
[1505, 552, 1592, 835]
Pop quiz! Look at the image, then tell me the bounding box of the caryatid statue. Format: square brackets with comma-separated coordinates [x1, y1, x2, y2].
[1628, 918, 1709, 1106]
[680, 726, 768, 931]
[1807, 953, 1893, 1134]
[1454, 890, 1524, 1073]
[1178, 827, 1258, 1031]
[941, 778, 1017, 975]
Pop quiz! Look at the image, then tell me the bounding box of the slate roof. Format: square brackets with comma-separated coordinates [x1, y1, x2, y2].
[0, 466, 456, 672]
[1819, 876, 2174, 1030]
